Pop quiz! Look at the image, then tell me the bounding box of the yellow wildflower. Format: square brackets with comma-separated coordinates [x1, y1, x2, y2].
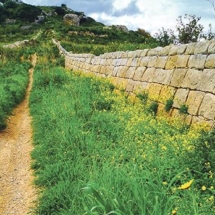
[201, 185, 207, 191]
[172, 209, 177, 215]
[178, 179, 194, 190]
[208, 196, 214, 201]
[163, 181, 167, 185]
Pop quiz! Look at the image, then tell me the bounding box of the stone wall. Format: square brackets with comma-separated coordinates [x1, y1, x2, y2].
[55, 39, 215, 127]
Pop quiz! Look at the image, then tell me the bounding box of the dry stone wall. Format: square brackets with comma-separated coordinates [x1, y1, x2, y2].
[54, 39, 215, 127]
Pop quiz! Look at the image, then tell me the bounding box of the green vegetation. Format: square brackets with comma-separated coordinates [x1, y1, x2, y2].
[179, 104, 188, 114]
[155, 14, 215, 46]
[28, 52, 215, 214]
[165, 98, 174, 112]
[0, 49, 31, 130]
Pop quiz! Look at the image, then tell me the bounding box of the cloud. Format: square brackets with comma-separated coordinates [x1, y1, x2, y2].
[21, 0, 215, 34]
[112, 0, 133, 11]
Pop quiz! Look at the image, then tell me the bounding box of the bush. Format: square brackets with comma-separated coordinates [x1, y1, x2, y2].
[179, 104, 188, 114]
[165, 98, 173, 112]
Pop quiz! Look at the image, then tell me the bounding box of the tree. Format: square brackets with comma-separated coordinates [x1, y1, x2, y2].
[176, 14, 204, 44]
[154, 27, 176, 46]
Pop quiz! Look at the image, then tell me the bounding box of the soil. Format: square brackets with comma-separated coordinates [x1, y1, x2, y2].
[0, 54, 37, 215]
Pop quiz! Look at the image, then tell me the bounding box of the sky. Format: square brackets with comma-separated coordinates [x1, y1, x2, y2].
[22, 0, 215, 35]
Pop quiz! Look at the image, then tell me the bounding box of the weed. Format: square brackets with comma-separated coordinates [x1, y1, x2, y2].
[179, 104, 188, 114]
[165, 98, 173, 112]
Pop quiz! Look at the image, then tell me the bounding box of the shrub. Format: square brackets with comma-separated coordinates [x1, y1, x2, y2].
[136, 91, 148, 104]
[179, 104, 188, 114]
[148, 101, 159, 115]
[165, 98, 173, 112]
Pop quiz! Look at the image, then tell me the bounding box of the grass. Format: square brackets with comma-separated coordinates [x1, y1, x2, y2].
[0, 57, 31, 130]
[29, 58, 215, 214]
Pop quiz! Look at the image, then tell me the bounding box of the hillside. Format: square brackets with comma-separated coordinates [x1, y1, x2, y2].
[0, 0, 158, 54]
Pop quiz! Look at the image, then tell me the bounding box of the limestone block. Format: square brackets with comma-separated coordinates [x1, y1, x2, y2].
[133, 81, 149, 93]
[127, 58, 133, 67]
[130, 58, 139, 67]
[139, 56, 150, 67]
[107, 59, 113, 66]
[194, 40, 210, 54]
[95, 57, 101, 64]
[112, 59, 117, 66]
[170, 69, 187, 87]
[120, 58, 128, 66]
[159, 86, 176, 103]
[176, 55, 190, 68]
[188, 54, 207, 69]
[121, 51, 129, 58]
[181, 69, 202, 89]
[141, 68, 156, 82]
[147, 47, 163, 56]
[205, 54, 215, 68]
[199, 93, 215, 120]
[126, 79, 135, 92]
[185, 43, 195, 55]
[140, 49, 149, 57]
[173, 88, 189, 108]
[100, 58, 107, 65]
[116, 66, 128, 78]
[125, 67, 136, 79]
[169, 44, 187, 56]
[159, 46, 171, 56]
[91, 58, 96, 64]
[86, 58, 92, 64]
[132, 50, 142, 58]
[133, 67, 146, 81]
[128, 51, 134, 58]
[169, 45, 178, 56]
[148, 56, 158, 67]
[112, 67, 119, 76]
[92, 65, 101, 73]
[117, 51, 123, 58]
[196, 69, 215, 93]
[100, 66, 110, 75]
[186, 91, 205, 115]
[106, 66, 114, 76]
[154, 69, 173, 85]
[208, 39, 215, 54]
[148, 83, 162, 100]
[155, 56, 168, 68]
[177, 44, 187, 54]
[112, 52, 118, 58]
[165, 56, 178, 69]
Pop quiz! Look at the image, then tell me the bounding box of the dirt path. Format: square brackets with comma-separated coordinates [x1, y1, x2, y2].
[0, 54, 37, 215]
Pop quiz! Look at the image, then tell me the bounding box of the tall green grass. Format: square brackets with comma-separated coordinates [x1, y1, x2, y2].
[30, 61, 215, 214]
[0, 60, 31, 130]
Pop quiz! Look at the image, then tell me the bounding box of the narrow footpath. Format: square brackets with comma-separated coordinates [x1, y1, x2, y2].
[0, 54, 37, 215]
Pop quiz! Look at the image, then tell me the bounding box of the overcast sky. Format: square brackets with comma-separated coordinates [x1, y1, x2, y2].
[22, 0, 215, 35]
